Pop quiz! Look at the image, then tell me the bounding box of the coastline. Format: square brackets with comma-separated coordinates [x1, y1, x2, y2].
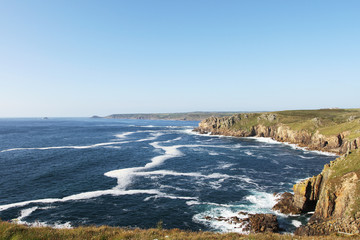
[193, 110, 360, 236]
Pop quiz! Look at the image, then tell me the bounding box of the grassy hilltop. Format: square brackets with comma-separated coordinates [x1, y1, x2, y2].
[231, 108, 360, 141]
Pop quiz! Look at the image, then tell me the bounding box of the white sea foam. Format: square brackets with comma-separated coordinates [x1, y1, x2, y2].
[244, 150, 253, 156]
[271, 159, 280, 164]
[245, 137, 282, 144]
[191, 191, 280, 234]
[292, 220, 302, 227]
[299, 155, 315, 159]
[115, 132, 134, 139]
[192, 207, 249, 234]
[216, 162, 234, 169]
[284, 165, 294, 169]
[0, 141, 129, 153]
[0, 189, 184, 212]
[245, 191, 277, 213]
[17, 207, 38, 222]
[136, 132, 164, 142]
[243, 137, 339, 156]
[208, 151, 220, 156]
[134, 170, 203, 178]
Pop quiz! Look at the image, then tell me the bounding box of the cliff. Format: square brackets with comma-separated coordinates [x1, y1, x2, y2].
[194, 109, 360, 235]
[194, 109, 360, 155]
[102, 112, 246, 121]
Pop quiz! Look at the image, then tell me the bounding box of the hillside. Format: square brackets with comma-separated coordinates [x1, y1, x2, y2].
[195, 108, 360, 155]
[195, 108, 360, 235]
[101, 112, 248, 121]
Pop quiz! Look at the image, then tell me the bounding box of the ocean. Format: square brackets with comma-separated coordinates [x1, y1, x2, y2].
[0, 118, 336, 233]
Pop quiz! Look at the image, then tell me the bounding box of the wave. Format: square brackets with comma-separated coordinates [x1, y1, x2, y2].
[299, 155, 315, 159]
[0, 141, 129, 153]
[208, 151, 220, 156]
[0, 188, 196, 212]
[11, 206, 72, 229]
[246, 137, 338, 156]
[114, 131, 135, 139]
[192, 207, 249, 234]
[244, 150, 253, 156]
[292, 220, 302, 227]
[245, 137, 282, 144]
[244, 191, 277, 213]
[191, 191, 279, 233]
[1, 130, 167, 153]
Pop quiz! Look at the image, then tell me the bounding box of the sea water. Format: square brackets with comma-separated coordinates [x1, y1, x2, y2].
[0, 118, 335, 233]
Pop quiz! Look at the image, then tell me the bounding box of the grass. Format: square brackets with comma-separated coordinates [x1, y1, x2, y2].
[329, 149, 360, 179]
[0, 221, 359, 240]
[106, 112, 244, 121]
[226, 109, 360, 141]
[326, 149, 360, 217]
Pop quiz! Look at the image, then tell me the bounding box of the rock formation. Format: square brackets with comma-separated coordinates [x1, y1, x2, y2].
[204, 213, 280, 233]
[194, 109, 360, 235]
[194, 113, 359, 155]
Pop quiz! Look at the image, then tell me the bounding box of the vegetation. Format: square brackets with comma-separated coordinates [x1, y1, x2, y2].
[228, 108, 360, 141]
[103, 112, 250, 121]
[0, 221, 359, 240]
[326, 149, 360, 217]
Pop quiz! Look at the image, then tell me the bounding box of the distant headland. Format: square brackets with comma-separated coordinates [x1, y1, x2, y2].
[92, 111, 259, 121]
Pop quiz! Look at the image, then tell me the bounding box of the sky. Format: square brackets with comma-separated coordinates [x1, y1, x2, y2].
[0, 1, 359, 117]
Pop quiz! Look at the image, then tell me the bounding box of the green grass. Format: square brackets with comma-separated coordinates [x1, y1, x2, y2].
[329, 149, 360, 179]
[225, 109, 360, 140]
[0, 221, 359, 240]
[105, 112, 246, 121]
[326, 149, 360, 217]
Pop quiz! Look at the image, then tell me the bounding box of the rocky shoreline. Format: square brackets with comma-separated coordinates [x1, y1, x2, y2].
[194, 110, 360, 235]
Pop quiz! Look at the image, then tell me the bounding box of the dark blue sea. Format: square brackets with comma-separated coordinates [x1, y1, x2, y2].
[0, 118, 336, 233]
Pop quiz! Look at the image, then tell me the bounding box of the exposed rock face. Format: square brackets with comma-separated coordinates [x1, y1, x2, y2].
[246, 214, 280, 233]
[204, 213, 280, 233]
[277, 152, 360, 235]
[272, 192, 301, 215]
[195, 113, 360, 235]
[194, 114, 359, 155]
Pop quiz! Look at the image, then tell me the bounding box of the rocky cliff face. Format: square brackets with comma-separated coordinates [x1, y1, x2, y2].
[293, 151, 360, 235]
[195, 112, 360, 235]
[195, 113, 359, 155]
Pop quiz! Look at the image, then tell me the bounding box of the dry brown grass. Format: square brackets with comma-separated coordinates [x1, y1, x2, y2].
[0, 221, 358, 240]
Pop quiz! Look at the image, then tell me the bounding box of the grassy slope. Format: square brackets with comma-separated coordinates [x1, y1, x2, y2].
[326, 149, 360, 217]
[228, 109, 360, 141]
[105, 112, 246, 121]
[0, 221, 358, 240]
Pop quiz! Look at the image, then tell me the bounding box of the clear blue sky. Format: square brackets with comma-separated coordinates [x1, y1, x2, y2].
[1, 0, 359, 117]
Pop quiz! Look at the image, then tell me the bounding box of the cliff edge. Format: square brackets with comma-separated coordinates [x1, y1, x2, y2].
[194, 109, 360, 235]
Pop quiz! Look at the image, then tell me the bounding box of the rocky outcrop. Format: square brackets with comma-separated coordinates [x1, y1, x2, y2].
[204, 213, 280, 233]
[272, 192, 301, 215]
[246, 214, 280, 233]
[194, 113, 359, 155]
[195, 112, 360, 235]
[274, 151, 360, 235]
